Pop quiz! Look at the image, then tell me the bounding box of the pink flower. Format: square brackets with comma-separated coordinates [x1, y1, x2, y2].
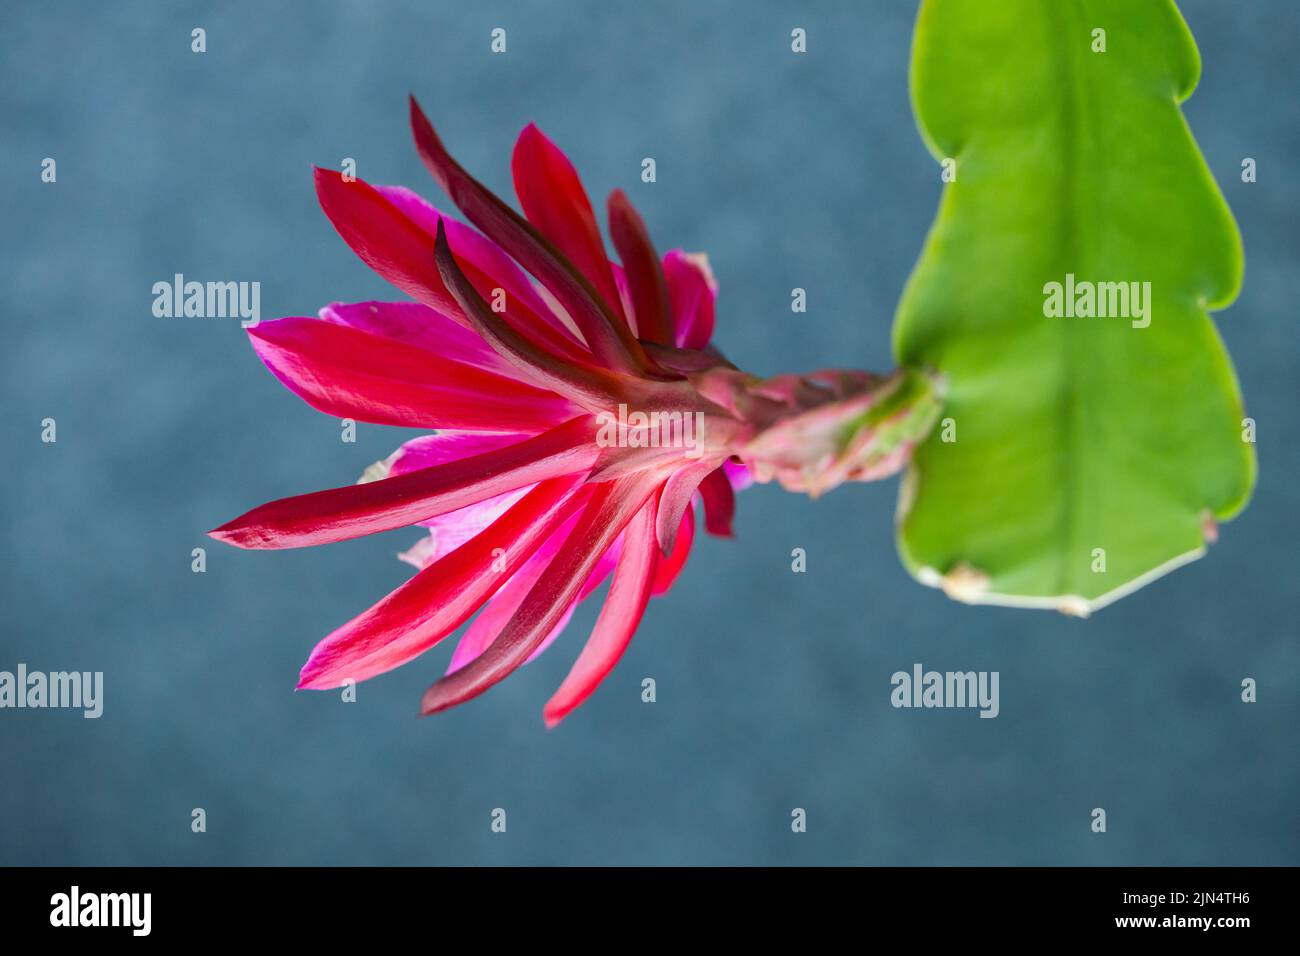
[212, 98, 939, 725]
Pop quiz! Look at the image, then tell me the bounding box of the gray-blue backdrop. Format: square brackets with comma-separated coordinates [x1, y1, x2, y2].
[2, 0, 1296, 865]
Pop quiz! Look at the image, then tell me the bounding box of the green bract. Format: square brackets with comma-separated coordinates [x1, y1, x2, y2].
[893, 0, 1254, 613]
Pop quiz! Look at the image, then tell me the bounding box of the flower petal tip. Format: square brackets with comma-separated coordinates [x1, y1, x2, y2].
[206, 522, 251, 549]
[418, 684, 449, 717]
[294, 667, 326, 692]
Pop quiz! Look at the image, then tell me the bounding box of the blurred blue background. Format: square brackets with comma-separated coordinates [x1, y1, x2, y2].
[1, 0, 1296, 865]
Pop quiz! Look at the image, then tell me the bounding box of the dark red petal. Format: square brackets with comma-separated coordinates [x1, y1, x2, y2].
[296, 476, 588, 689]
[698, 465, 736, 538]
[607, 189, 672, 346]
[543, 496, 659, 727]
[650, 503, 694, 596]
[512, 124, 627, 325]
[444, 510, 579, 674]
[409, 96, 652, 376]
[372, 186, 590, 361]
[434, 219, 625, 409]
[419, 473, 661, 715]
[313, 168, 586, 364]
[249, 317, 577, 431]
[209, 415, 597, 549]
[320, 300, 508, 374]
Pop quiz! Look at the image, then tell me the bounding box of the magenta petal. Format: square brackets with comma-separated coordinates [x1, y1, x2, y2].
[650, 503, 694, 596]
[655, 459, 718, 555]
[446, 507, 580, 673]
[518, 531, 624, 665]
[452, 584, 577, 673]
[388, 434, 539, 564]
[373, 185, 585, 354]
[410, 96, 651, 377]
[722, 457, 753, 491]
[512, 124, 627, 326]
[663, 250, 717, 350]
[447, 524, 586, 675]
[543, 497, 660, 727]
[405, 487, 532, 566]
[419, 473, 661, 715]
[698, 466, 737, 538]
[209, 415, 597, 549]
[578, 534, 622, 602]
[523, 601, 578, 665]
[314, 168, 586, 365]
[387, 432, 530, 476]
[607, 189, 672, 346]
[320, 300, 509, 375]
[314, 167, 460, 315]
[296, 476, 588, 689]
[248, 316, 577, 431]
[433, 219, 626, 409]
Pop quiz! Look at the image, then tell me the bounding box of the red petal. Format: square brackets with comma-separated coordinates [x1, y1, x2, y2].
[313, 168, 585, 365]
[249, 317, 577, 431]
[209, 415, 597, 549]
[434, 219, 625, 409]
[419, 473, 660, 715]
[607, 189, 672, 346]
[655, 459, 718, 555]
[543, 497, 659, 727]
[512, 125, 627, 326]
[663, 250, 717, 350]
[650, 503, 694, 596]
[409, 96, 652, 376]
[446, 509, 580, 674]
[372, 186, 589, 361]
[320, 300, 509, 375]
[698, 465, 736, 537]
[387, 432, 529, 476]
[296, 476, 588, 689]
